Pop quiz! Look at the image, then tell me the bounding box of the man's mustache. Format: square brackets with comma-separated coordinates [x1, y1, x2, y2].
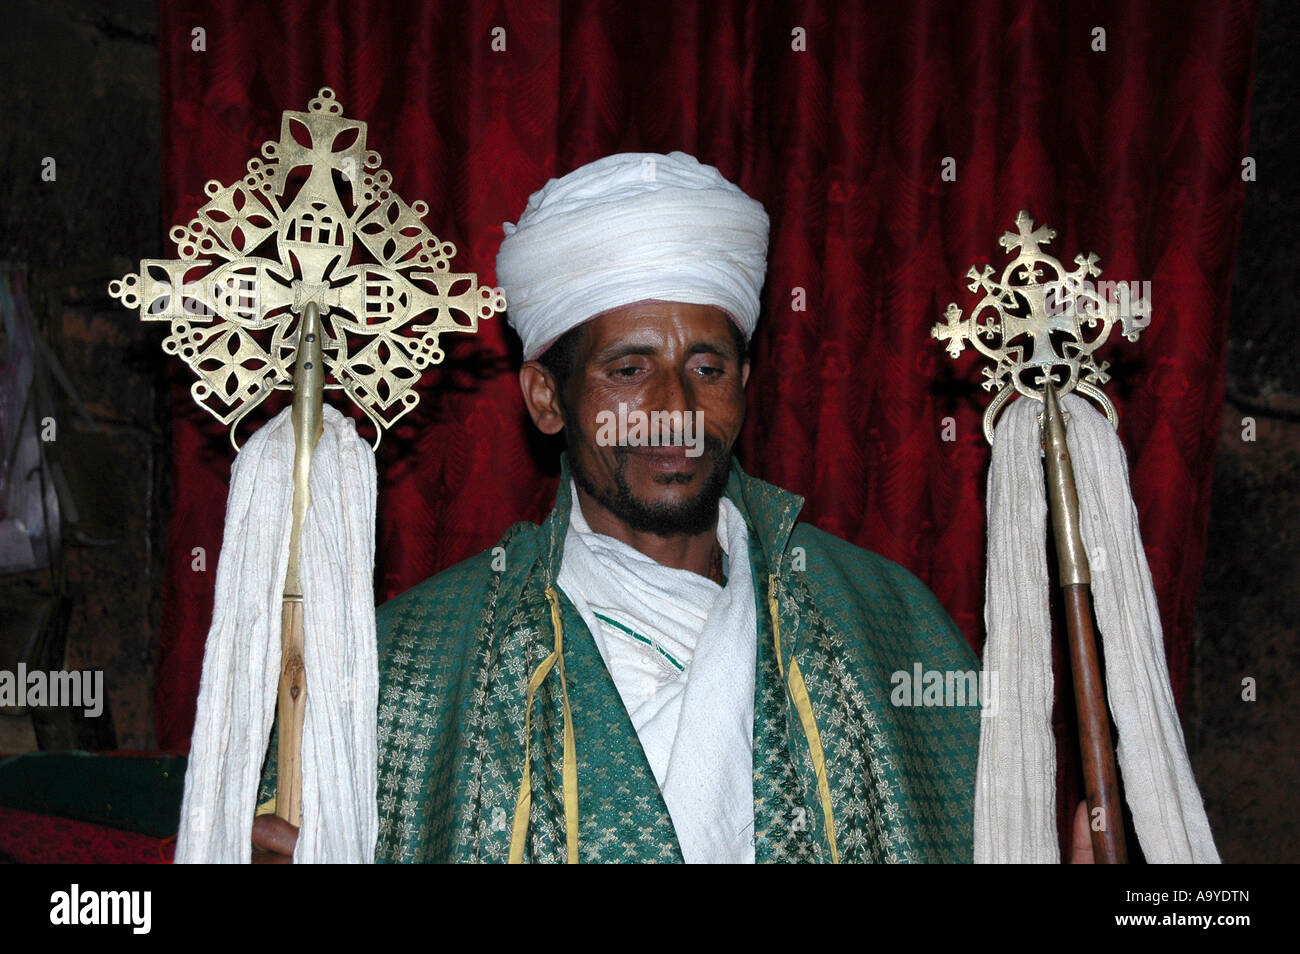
[593, 404, 719, 458]
[612, 432, 727, 458]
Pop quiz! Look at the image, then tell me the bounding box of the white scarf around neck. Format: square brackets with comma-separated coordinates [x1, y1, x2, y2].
[556, 479, 757, 863]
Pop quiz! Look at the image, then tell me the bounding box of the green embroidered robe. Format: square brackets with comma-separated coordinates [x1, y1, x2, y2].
[368, 454, 980, 863]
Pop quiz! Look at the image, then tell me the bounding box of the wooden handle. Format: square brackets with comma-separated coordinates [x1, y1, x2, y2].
[1063, 583, 1126, 863]
[274, 302, 323, 831]
[276, 599, 306, 827]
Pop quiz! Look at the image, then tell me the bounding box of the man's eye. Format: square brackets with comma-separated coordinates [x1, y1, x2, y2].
[612, 366, 641, 377]
[695, 365, 724, 377]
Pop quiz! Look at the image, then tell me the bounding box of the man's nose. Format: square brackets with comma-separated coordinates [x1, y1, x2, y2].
[645, 366, 694, 415]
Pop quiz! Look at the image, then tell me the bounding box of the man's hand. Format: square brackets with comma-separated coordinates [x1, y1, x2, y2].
[251, 814, 298, 864]
[1069, 799, 1095, 864]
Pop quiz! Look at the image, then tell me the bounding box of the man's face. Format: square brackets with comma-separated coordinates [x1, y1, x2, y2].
[523, 301, 750, 537]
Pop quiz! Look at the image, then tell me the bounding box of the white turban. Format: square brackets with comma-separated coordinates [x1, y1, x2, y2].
[495, 151, 770, 361]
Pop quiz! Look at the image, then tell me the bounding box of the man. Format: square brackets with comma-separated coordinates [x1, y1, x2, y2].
[254, 151, 1039, 863]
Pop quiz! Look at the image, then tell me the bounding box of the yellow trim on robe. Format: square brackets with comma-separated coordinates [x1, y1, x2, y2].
[769, 574, 839, 863]
[509, 586, 579, 864]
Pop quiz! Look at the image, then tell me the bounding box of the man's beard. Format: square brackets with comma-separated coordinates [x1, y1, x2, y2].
[570, 433, 732, 537]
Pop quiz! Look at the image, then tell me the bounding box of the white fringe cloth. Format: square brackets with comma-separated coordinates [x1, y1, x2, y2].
[175, 404, 379, 864]
[975, 394, 1219, 863]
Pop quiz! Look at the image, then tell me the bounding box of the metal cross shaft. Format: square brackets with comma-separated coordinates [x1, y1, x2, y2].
[1042, 379, 1127, 863]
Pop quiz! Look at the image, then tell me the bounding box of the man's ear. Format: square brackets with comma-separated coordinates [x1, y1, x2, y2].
[519, 362, 566, 435]
[741, 360, 750, 390]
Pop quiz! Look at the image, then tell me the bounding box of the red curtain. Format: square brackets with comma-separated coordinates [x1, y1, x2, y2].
[155, 0, 1257, 830]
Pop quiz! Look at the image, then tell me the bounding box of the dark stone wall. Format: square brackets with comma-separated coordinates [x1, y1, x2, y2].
[1188, 0, 1299, 864]
[0, 0, 164, 751]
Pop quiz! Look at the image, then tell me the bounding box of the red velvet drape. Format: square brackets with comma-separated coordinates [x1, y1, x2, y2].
[155, 0, 1257, 835]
